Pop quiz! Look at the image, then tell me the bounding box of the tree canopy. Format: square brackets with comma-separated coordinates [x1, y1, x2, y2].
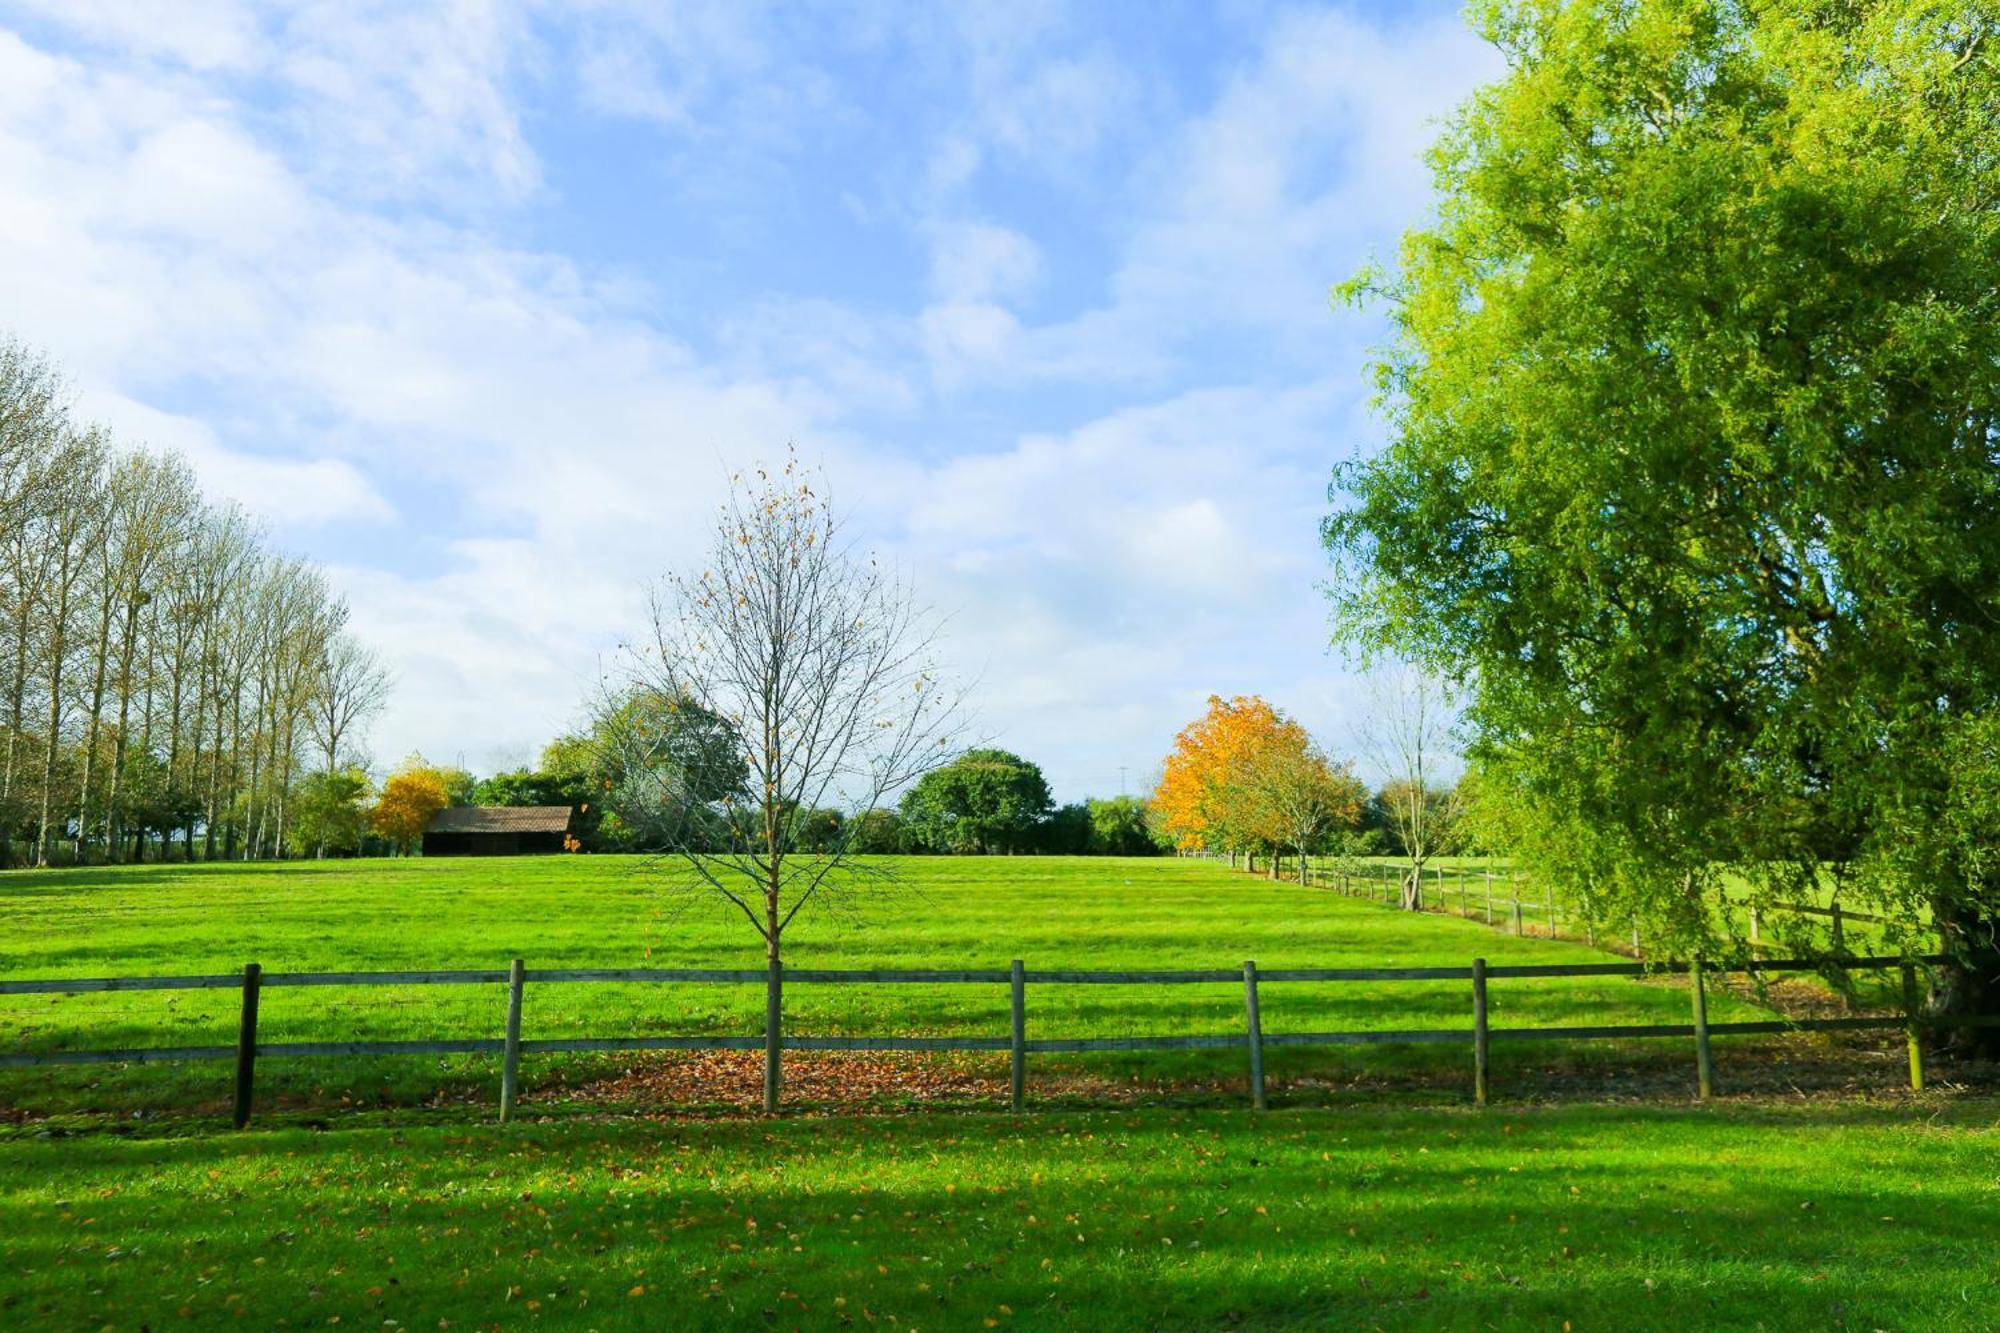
[1154, 694, 1361, 867]
[901, 748, 1054, 854]
[367, 759, 452, 854]
[1328, 0, 2000, 1039]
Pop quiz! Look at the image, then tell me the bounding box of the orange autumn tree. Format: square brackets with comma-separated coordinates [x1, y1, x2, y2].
[1156, 695, 1363, 877]
[1154, 695, 1290, 866]
[367, 760, 451, 855]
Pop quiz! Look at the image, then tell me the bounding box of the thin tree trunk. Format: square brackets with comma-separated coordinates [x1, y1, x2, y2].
[764, 927, 783, 1114]
[73, 586, 115, 861]
[224, 685, 242, 859]
[2, 606, 28, 804]
[274, 716, 296, 859]
[35, 572, 75, 867]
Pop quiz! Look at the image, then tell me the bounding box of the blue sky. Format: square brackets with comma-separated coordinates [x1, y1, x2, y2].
[0, 0, 1497, 796]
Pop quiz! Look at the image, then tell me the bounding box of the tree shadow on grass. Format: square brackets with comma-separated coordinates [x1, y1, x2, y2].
[1, 1104, 1995, 1329]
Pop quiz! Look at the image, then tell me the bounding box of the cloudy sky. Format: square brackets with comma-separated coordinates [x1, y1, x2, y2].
[0, 0, 1497, 798]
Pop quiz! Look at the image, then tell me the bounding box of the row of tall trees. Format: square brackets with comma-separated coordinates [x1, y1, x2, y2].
[0, 338, 389, 867]
[1153, 695, 1366, 883]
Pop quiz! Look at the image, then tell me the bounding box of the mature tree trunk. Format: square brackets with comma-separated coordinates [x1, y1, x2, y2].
[1931, 894, 2000, 1059]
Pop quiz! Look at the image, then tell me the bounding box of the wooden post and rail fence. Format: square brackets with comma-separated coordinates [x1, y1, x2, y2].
[1, 952, 1971, 1128]
[1274, 857, 1929, 967]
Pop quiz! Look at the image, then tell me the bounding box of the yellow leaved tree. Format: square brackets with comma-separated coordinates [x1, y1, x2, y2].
[1154, 695, 1286, 864]
[1155, 694, 1362, 879]
[367, 759, 451, 855]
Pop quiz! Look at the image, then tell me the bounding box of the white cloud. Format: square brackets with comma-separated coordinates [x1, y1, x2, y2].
[3, 0, 261, 70]
[273, 0, 538, 202]
[859, 381, 1355, 789]
[976, 52, 1138, 165]
[0, 2, 1497, 795]
[935, 8, 1502, 387]
[78, 390, 394, 528]
[927, 221, 1043, 304]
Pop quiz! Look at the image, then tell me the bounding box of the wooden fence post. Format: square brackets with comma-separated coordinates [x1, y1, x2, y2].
[1901, 959, 1924, 1093]
[1631, 922, 1643, 959]
[1511, 900, 1524, 936]
[1748, 905, 1760, 946]
[1010, 959, 1027, 1112]
[232, 962, 261, 1130]
[1691, 958, 1714, 1101]
[1472, 957, 1490, 1108]
[1242, 961, 1266, 1111]
[1545, 885, 1556, 934]
[500, 958, 525, 1124]
[1830, 903, 1855, 1013]
[1485, 873, 1493, 924]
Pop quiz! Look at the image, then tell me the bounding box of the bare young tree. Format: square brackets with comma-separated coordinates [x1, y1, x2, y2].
[1354, 666, 1463, 910]
[620, 456, 964, 1112]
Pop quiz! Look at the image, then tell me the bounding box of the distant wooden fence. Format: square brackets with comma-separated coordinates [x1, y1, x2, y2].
[1267, 858, 1932, 961]
[1, 953, 1974, 1127]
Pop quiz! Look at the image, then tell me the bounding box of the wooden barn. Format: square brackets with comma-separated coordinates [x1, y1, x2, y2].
[422, 806, 575, 857]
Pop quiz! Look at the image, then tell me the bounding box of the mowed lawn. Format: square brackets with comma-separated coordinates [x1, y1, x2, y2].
[3, 858, 1992, 1330]
[2, 1102, 1996, 1330]
[0, 856, 1874, 1116]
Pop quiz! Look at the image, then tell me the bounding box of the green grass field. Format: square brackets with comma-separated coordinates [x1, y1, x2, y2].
[3, 856, 1992, 1329]
[3, 1101, 1995, 1330]
[0, 854, 1859, 1117]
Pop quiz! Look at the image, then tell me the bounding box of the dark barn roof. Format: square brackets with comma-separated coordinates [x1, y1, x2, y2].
[425, 806, 574, 835]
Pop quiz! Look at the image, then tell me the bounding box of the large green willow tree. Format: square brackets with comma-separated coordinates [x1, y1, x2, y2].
[1328, 1, 1999, 1048]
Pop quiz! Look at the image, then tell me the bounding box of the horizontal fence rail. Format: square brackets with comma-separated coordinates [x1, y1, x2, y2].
[1, 953, 1980, 1124]
[1267, 856, 1937, 962]
[0, 954, 1933, 996]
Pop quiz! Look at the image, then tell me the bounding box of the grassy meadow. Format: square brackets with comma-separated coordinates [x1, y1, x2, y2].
[3, 855, 1993, 1330]
[3, 1101, 1996, 1330]
[0, 855, 1915, 1118]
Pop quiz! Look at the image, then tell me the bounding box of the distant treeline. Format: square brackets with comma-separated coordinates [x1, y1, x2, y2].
[462, 730, 1176, 857]
[456, 717, 1466, 861]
